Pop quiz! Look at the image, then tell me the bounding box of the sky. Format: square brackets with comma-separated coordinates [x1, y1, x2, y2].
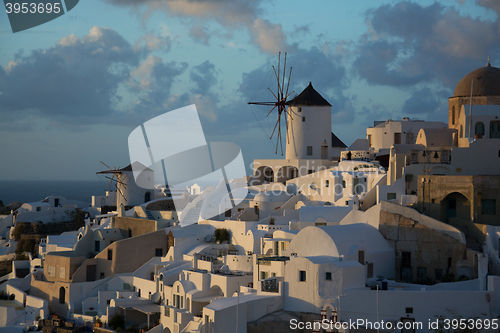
[0, 0, 499, 181]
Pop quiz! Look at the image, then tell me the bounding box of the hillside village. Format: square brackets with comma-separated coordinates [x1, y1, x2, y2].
[0, 60, 500, 333]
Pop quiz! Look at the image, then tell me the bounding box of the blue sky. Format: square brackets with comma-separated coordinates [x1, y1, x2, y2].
[0, 0, 499, 181]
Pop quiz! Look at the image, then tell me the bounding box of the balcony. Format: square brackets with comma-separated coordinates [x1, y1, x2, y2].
[408, 150, 451, 165]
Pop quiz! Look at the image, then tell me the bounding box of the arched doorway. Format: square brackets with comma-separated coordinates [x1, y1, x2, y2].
[59, 287, 66, 304]
[276, 166, 299, 183]
[255, 166, 274, 184]
[440, 192, 470, 224]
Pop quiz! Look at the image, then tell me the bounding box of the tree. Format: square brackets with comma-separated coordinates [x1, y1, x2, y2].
[214, 228, 230, 243]
[109, 313, 125, 330]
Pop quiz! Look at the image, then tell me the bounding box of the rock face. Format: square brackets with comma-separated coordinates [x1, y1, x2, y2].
[247, 311, 320, 333]
[0, 202, 21, 215]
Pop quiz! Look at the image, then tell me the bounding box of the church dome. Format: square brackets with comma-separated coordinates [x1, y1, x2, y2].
[453, 61, 500, 97]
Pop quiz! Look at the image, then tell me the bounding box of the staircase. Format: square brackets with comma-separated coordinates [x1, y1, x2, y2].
[145, 210, 155, 220]
[181, 200, 204, 226]
[200, 191, 227, 221]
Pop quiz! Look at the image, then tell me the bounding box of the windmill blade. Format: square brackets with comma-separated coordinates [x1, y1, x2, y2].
[105, 176, 114, 192]
[282, 53, 287, 97]
[285, 67, 293, 98]
[104, 175, 127, 187]
[116, 185, 127, 202]
[267, 104, 278, 117]
[272, 66, 283, 98]
[100, 161, 112, 170]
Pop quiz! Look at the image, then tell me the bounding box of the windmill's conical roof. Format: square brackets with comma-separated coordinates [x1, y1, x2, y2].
[288, 82, 331, 106]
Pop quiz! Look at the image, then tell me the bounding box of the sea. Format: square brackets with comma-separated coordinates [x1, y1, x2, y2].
[0, 179, 220, 206]
[0, 180, 107, 206]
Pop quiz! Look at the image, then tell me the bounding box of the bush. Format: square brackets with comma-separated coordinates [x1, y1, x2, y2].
[8, 293, 15, 301]
[214, 228, 230, 243]
[109, 313, 125, 330]
[12, 223, 24, 241]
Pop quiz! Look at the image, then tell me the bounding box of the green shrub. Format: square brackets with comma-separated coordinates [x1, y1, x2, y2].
[214, 228, 230, 243]
[109, 313, 125, 330]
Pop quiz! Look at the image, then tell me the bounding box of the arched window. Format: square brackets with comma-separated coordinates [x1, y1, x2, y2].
[475, 122, 485, 136]
[59, 287, 66, 304]
[452, 106, 455, 125]
[460, 125, 463, 138]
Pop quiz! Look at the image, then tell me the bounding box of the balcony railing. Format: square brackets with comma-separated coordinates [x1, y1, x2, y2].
[261, 278, 279, 293]
[408, 150, 451, 165]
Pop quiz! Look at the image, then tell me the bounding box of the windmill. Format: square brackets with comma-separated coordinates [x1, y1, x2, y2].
[96, 161, 128, 204]
[248, 52, 294, 155]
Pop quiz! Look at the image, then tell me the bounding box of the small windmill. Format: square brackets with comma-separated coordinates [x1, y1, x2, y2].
[96, 161, 128, 203]
[248, 52, 294, 155]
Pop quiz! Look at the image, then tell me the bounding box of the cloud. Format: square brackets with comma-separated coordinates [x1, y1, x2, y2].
[190, 24, 210, 45]
[0, 26, 189, 129]
[102, 0, 290, 54]
[354, 1, 500, 88]
[0, 27, 137, 125]
[401, 87, 449, 116]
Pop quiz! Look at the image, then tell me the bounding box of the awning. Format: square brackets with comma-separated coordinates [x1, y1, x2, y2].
[120, 304, 160, 314]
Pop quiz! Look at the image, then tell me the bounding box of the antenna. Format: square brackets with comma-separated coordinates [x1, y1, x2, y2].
[469, 79, 473, 138]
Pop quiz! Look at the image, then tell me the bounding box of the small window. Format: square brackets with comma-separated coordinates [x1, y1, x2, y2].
[387, 193, 397, 200]
[342, 180, 346, 188]
[307, 146, 313, 156]
[107, 299, 111, 305]
[100, 272, 105, 279]
[299, 270, 306, 282]
[302, 117, 305, 122]
[107, 249, 113, 260]
[298, 107, 302, 112]
[435, 269, 443, 281]
[325, 180, 329, 188]
[155, 248, 163, 257]
[325, 272, 332, 281]
[165, 307, 170, 317]
[460, 125, 463, 138]
[95, 241, 100, 252]
[402, 251, 411, 267]
[36, 207, 41, 212]
[452, 106, 455, 125]
[482, 199, 496, 215]
[475, 122, 485, 136]
[406, 307, 413, 314]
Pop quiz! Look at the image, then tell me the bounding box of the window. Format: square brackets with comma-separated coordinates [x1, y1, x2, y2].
[394, 132, 401, 144]
[165, 307, 170, 317]
[358, 250, 365, 265]
[406, 307, 414, 314]
[435, 269, 443, 281]
[417, 267, 426, 281]
[107, 299, 111, 305]
[460, 125, 463, 138]
[95, 241, 100, 252]
[48, 266, 55, 277]
[225, 209, 232, 217]
[261, 271, 268, 280]
[402, 251, 411, 267]
[100, 272, 105, 279]
[187, 298, 190, 311]
[475, 122, 485, 136]
[325, 272, 332, 281]
[59, 287, 65, 304]
[452, 106, 455, 125]
[325, 180, 329, 188]
[482, 199, 496, 215]
[205, 315, 209, 323]
[342, 180, 346, 188]
[155, 248, 163, 257]
[307, 146, 313, 155]
[368, 134, 372, 147]
[387, 193, 397, 200]
[299, 270, 306, 282]
[298, 107, 302, 112]
[302, 117, 305, 122]
[107, 249, 113, 260]
[59, 267, 65, 279]
[36, 206, 41, 212]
